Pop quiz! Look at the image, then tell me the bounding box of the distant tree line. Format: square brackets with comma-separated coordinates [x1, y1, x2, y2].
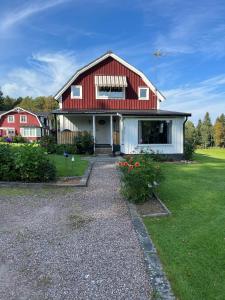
[185, 112, 225, 148]
[0, 89, 58, 112]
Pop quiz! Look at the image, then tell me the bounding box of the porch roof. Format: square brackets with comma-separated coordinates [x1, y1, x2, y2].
[52, 109, 191, 117]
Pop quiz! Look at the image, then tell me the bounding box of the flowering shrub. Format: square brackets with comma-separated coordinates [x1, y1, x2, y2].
[118, 153, 163, 203]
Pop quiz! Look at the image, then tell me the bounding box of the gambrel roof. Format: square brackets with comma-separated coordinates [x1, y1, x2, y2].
[54, 51, 165, 102]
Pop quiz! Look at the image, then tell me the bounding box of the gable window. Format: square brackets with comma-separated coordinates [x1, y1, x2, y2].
[20, 115, 27, 123]
[8, 115, 14, 123]
[138, 120, 172, 144]
[96, 86, 125, 99]
[138, 87, 149, 100]
[71, 85, 82, 99]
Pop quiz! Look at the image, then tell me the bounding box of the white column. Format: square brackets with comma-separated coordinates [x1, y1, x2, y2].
[110, 115, 113, 149]
[92, 115, 96, 152]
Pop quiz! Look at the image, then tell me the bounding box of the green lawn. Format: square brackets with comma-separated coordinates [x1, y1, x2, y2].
[144, 148, 225, 300]
[49, 154, 88, 177]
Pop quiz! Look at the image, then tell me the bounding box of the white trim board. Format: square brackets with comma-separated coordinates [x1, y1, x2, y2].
[54, 52, 165, 102]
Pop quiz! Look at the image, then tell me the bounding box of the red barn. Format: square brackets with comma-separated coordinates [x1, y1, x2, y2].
[53, 51, 191, 158]
[0, 107, 48, 142]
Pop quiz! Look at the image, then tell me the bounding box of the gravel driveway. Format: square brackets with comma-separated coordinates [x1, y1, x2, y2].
[0, 161, 151, 300]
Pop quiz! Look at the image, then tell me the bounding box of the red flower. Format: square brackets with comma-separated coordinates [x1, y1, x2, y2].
[124, 162, 129, 167]
[128, 165, 134, 172]
[134, 162, 140, 167]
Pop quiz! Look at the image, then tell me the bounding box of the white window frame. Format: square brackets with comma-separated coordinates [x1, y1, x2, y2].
[96, 86, 125, 100]
[20, 115, 27, 123]
[20, 128, 41, 138]
[71, 85, 82, 99]
[8, 115, 15, 123]
[7, 128, 15, 136]
[138, 87, 149, 100]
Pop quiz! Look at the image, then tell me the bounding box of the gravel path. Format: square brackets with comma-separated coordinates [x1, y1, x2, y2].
[0, 161, 151, 300]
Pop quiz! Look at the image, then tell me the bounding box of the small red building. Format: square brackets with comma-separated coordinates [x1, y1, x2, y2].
[0, 107, 48, 142]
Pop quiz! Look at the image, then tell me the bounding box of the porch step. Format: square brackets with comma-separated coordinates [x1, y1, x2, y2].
[95, 147, 112, 155]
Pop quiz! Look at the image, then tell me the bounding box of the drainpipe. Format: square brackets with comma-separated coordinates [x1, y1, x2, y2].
[183, 116, 188, 156]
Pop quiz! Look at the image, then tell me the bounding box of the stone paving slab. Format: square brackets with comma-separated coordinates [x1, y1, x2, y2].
[0, 160, 152, 300]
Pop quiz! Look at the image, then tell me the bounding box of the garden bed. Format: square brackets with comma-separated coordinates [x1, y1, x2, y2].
[136, 193, 171, 217]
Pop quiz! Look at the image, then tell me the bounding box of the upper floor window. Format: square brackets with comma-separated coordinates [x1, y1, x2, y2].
[71, 85, 82, 99]
[20, 115, 27, 123]
[96, 86, 125, 99]
[138, 87, 149, 100]
[8, 115, 14, 123]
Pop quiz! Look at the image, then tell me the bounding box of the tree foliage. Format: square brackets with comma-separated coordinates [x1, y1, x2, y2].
[0, 89, 58, 112]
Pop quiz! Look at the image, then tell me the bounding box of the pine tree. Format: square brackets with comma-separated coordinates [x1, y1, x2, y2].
[196, 119, 202, 146]
[201, 112, 214, 148]
[185, 120, 196, 144]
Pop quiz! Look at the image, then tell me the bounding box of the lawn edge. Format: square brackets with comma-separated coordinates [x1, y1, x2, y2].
[126, 200, 175, 300]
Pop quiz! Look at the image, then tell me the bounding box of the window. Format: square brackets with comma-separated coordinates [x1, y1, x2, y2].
[20, 115, 27, 123]
[8, 115, 14, 123]
[71, 85, 82, 99]
[96, 86, 125, 99]
[138, 120, 172, 144]
[20, 128, 41, 137]
[138, 87, 149, 100]
[7, 129, 15, 136]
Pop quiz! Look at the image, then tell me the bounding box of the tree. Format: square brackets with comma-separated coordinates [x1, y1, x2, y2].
[3, 95, 15, 110]
[196, 119, 202, 146]
[214, 114, 225, 147]
[185, 120, 196, 144]
[201, 112, 214, 148]
[0, 89, 4, 110]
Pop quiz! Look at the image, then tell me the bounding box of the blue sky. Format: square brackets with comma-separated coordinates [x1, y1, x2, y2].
[0, 0, 225, 123]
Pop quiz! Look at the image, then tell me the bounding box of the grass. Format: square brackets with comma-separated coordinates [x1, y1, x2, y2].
[49, 154, 88, 177]
[144, 148, 225, 300]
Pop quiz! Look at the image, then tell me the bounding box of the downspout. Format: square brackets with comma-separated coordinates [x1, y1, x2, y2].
[183, 116, 188, 156]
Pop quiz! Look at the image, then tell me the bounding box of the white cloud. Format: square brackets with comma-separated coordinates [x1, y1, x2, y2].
[161, 75, 225, 123]
[0, 0, 69, 31]
[1, 52, 79, 97]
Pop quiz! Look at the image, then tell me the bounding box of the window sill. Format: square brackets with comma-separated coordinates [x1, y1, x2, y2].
[137, 144, 173, 146]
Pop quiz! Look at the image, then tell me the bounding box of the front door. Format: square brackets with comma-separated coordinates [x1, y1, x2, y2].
[95, 116, 110, 144]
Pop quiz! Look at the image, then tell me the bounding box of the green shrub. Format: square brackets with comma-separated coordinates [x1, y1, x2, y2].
[118, 153, 163, 203]
[184, 141, 195, 160]
[39, 135, 56, 153]
[74, 132, 94, 154]
[0, 144, 56, 182]
[13, 135, 27, 143]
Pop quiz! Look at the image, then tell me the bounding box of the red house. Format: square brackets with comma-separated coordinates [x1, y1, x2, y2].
[54, 51, 191, 158]
[0, 107, 49, 142]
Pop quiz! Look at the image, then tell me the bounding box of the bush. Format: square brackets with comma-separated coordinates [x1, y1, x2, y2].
[0, 144, 56, 182]
[74, 132, 94, 154]
[39, 135, 56, 153]
[184, 141, 195, 160]
[118, 153, 163, 203]
[13, 135, 27, 143]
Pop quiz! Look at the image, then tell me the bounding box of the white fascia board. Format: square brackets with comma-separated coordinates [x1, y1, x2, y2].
[54, 52, 165, 102]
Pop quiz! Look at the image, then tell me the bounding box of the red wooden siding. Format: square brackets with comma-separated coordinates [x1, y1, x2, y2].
[62, 57, 157, 110]
[0, 111, 40, 139]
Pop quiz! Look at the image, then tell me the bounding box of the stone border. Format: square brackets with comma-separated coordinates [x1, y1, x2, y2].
[0, 161, 93, 188]
[141, 193, 172, 218]
[126, 201, 175, 300]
